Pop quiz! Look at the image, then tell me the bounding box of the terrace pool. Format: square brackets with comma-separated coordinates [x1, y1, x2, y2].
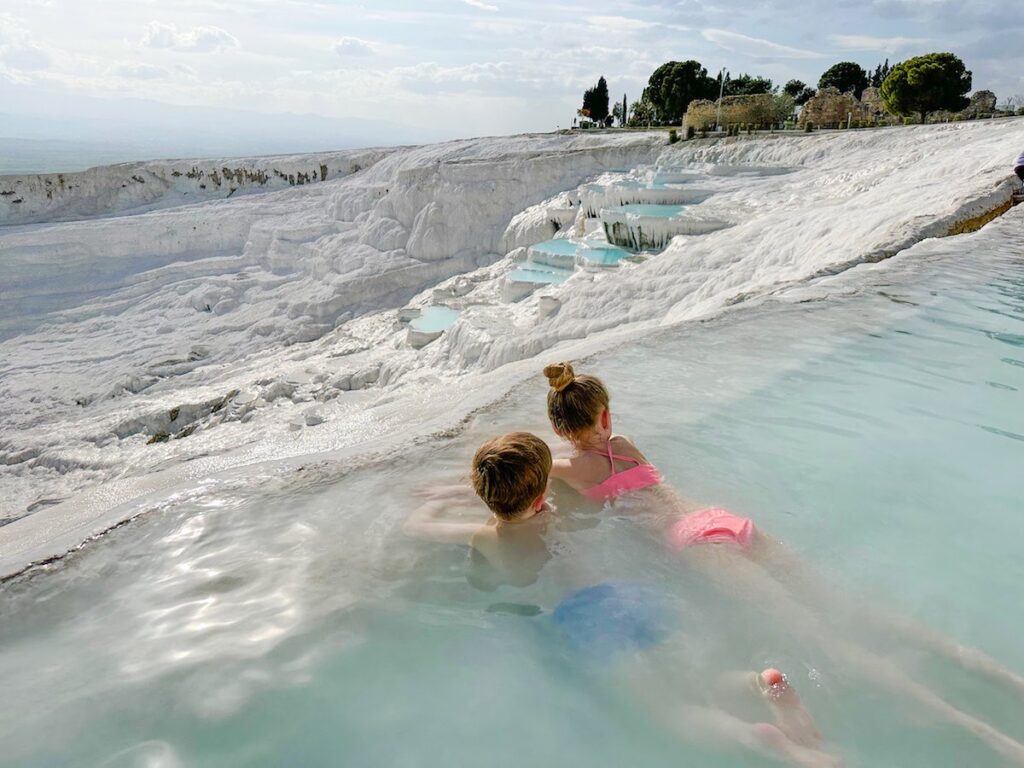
[529, 239, 578, 257]
[1, 212, 1022, 767]
[509, 266, 572, 284]
[615, 203, 687, 217]
[409, 305, 461, 333]
[577, 243, 631, 265]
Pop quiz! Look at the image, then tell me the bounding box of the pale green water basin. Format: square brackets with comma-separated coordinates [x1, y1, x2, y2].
[1, 212, 1022, 767]
[409, 305, 461, 333]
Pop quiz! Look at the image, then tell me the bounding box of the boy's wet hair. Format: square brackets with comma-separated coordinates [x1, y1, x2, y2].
[471, 432, 552, 521]
[543, 362, 610, 438]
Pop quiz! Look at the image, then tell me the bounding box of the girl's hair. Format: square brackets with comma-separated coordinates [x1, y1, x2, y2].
[471, 432, 552, 521]
[543, 362, 609, 438]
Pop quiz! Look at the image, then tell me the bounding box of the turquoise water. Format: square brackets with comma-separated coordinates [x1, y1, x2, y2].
[1, 216, 1023, 766]
[614, 180, 675, 190]
[527, 240, 629, 266]
[529, 239, 578, 256]
[509, 266, 572, 284]
[409, 305, 461, 333]
[615, 203, 686, 218]
[577, 244, 631, 265]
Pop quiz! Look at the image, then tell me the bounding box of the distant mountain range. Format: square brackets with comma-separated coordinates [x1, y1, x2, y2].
[0, 86, 448, 171]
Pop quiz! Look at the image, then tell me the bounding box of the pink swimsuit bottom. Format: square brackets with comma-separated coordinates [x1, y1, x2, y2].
[581, 440, 662, 502]
[669, 507, 755, 550]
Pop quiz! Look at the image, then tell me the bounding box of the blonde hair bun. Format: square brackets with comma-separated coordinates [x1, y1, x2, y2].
[543, 362, 575, 392]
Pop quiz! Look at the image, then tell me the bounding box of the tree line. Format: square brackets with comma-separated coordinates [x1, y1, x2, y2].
[580, 53, 980, 129]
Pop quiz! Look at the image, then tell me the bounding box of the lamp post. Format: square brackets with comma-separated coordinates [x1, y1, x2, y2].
[715, 68, 725, 133]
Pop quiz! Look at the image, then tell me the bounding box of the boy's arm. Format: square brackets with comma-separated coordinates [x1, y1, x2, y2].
[413, 484, 479, 505]
[403, 499, 488, 546]
[549, 458, 573, 479]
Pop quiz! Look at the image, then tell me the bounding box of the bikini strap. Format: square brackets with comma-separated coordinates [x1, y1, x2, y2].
[585, 437, 641, 469]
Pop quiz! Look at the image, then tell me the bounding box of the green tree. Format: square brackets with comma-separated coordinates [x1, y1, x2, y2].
[784, 79, 815, 105]
[783, 79, 805, 98]
[611, 100, 624, 126]
[724, 73, 774, 96]
[880, 52, 972, 124]
[772, 93, 797, 123]
[581, 76, 610, 121]
[818, 61, 869, 99]
[870, 59, 892, 88]
[627, 98, 656, 127]
[643, 60, 716, 124]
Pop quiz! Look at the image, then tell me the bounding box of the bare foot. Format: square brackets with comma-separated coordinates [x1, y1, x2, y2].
[757, 668, 823, 748]
[754, 723, 844, 768]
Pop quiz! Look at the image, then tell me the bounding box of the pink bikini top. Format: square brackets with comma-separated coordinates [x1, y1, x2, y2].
[581, 438, 662, 501]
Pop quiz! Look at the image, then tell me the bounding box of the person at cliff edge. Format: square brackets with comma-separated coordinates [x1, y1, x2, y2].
[1015, 151, 1024, 188]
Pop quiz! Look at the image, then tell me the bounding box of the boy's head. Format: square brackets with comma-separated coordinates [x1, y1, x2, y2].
[471, 432, 552, 521]
[543, 362, 610, 441]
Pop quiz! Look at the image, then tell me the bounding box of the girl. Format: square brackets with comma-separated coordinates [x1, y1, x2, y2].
[545, 361, 755, 549]
[543, 361, 1024, 765]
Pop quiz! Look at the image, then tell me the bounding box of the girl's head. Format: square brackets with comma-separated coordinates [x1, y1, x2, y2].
[543, 362, 610, 443]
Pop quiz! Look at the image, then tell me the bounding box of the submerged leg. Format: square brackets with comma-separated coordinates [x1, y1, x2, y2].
[758, 668, 824, 748]
[750, 532, 1024, 699]
[712, 667, 826, 749]
[621, 647, 839, 767]
[675, 704, 842, 768]
[689, 548, 1024, 765]
[833, 641, 1024, 766]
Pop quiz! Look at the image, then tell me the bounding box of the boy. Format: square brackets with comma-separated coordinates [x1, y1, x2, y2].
[404, 432, 553, 586]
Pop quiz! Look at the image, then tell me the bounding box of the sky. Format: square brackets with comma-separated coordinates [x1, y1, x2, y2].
[0, 0, 1021, 151]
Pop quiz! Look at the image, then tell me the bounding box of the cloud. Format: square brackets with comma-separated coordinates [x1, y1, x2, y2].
[391, 60, 558, 96]
[701, 29, 823, 59]
[3, 43, 49, 70]
[141, 22, 239, 53]
[0, 13, 50, 71]
[394, 61, 511, 90]
[830, 33, 926, 54]
[462, 0, 499, 11]
[586, 15, 689, 33]
[334, 37, 375, 57]
[115, 63, 170, 80]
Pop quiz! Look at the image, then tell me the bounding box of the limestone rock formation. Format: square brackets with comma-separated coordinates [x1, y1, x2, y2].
[684, 94, 779, 131]
[860, 87, 884, 118]
[961, 90, 998, 118]
[798, 87, 870, 128]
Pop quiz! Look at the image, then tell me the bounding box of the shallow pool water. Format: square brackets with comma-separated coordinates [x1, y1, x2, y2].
[577, 244, 631, 265]
[615, 180, 677, 191]
[708, 165, 795, 178]
[529, 239, 578, 256]
[2, 216, 1023, 767]
[409, 305, 461, 333]
[526, 239, 630, 268]
[615, 203, 686, 218]
[509, 266, 572, 284]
